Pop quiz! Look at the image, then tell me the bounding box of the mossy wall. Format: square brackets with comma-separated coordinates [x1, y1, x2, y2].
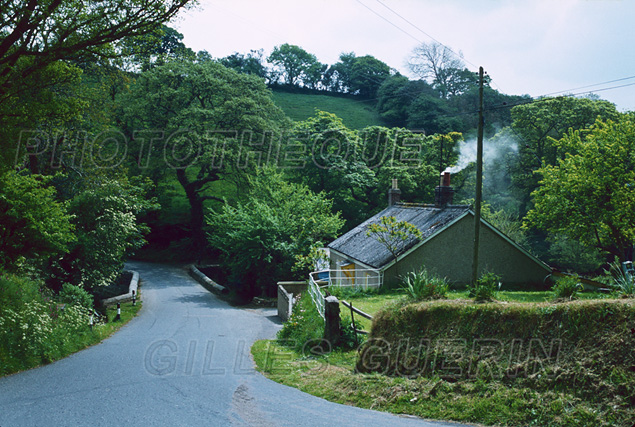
[357, 299, 635, 414]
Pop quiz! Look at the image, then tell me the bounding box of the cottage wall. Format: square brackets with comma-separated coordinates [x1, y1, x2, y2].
[382, 215, 550, 288]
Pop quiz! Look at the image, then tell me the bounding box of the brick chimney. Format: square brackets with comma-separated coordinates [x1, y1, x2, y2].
[388, 179, 401, 206]
[435, 172, 454, 207]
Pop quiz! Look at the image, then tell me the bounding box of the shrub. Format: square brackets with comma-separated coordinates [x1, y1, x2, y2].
[59, 283, 94, 311]
[0, 171, 74, 270]
[468, 271, 501, 302]
[339, 316, 366, 350]
[0, 272, 41, 315]
[207, 170, 343, 299]
[0, 272, 95, 375]
[552, 275, 582, 301]
[48, 174, 156, 291]
[401, 269, 449, 301]
[605, 260, 635, 298]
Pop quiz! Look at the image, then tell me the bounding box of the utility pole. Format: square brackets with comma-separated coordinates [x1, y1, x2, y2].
[471, 66, 485, 286]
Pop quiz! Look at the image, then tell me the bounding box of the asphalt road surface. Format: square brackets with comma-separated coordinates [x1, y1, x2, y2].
[0, 262, 468, 427]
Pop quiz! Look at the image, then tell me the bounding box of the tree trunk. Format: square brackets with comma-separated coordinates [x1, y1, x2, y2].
[176, 169, 207, 260]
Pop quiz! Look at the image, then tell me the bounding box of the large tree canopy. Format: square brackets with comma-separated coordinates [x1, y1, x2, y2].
[0, 0, 193, 97]
[121, 60, 287, 254]
[525, 118, 635, 262]
[0, 0, 194, 170]
[510, 96, 620, 213]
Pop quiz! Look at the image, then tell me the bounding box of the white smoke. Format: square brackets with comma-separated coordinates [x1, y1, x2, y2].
[444, 136, 518, 174]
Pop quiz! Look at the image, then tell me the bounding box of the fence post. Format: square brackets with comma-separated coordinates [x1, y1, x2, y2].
[324, 296, 341, 348]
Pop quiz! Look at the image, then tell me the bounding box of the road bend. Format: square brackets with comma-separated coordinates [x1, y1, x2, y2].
[0, 261, 468, 427]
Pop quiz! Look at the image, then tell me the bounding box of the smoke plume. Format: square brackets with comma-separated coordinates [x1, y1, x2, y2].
[444, 136, 518, 174]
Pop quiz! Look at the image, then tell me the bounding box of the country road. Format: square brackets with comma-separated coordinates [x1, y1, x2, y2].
[0, 262, 467, 427]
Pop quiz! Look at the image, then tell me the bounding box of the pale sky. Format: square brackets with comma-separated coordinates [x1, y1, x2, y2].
[175, 0, 635, 112]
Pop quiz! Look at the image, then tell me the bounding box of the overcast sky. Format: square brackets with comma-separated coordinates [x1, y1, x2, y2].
[175, 0, 635, 112]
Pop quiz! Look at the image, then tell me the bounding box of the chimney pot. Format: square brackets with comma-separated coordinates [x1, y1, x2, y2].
[435, 172, 454, 207]
[442, 172, 451, 187]
[388, 179, 401, 206]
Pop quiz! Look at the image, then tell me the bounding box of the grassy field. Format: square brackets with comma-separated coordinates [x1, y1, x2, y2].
[271, 90, 386, 129]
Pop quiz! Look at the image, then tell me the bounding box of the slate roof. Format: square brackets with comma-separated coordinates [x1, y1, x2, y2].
[328, 204, 470, 269]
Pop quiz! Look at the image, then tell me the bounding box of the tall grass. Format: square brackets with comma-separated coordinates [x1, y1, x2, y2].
[277, 292, 324, 353]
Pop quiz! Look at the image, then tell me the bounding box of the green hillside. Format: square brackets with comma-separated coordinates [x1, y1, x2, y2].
[271, 90, 386, 129]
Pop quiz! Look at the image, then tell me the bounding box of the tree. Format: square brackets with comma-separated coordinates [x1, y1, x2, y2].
[377, 75, 436, 127]
[348, 55, 391, 98]
[267, 43, 320, 86]
[288, 111, 372, 224]
[366, 216, 422, 276]
[510, 96, 620, 213]
[328, 52, 357, 93]
[0, 171, 74, 269]
[407, 42, 467, 99]
[0, 0, 194, 170]
[525, 119, 635, 262]
[327, 52, 391, 97]
[206, 169, 344, 299]
[448, 86, 530, 136]
[219, 49, 267, 78]
[120, 61, 287, 254]
[288, 112, 441, 225]
[357, 125, 439, 210]
[121, 25, 195, 71]
[48, 173, 158, 291]
[406, 92, 459, 135]
[0, 0, 193, 99]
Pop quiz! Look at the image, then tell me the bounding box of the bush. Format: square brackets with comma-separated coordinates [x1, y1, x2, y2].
[552, 275, 582, 301]
[59, 283, 94, 311]
[0, 172, 74, 270]
[48, 174, 156, 291]
[339, 316, 366, 350]
[401, 269, 449, 301]
[0, 272, 41, 315]
[207, 170, 343, 299]
[0, 272, 94, 375]
[468, 271, 501, 302]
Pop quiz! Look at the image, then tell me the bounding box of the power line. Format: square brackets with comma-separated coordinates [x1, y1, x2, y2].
[354, 0, 423, 45]
[367, 0, 507, 94]
[540, 75, 635, 98]
[484, 80, 635, 113]
[371, 0, 480, 71]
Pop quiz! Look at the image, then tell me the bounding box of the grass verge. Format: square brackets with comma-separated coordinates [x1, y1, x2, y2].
[252, 294, 635, 426]
[0, 298, 142, 377]
[252, 339, 617, 426]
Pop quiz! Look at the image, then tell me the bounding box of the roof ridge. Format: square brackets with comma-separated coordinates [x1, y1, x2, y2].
[395, 202, 471, 209]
